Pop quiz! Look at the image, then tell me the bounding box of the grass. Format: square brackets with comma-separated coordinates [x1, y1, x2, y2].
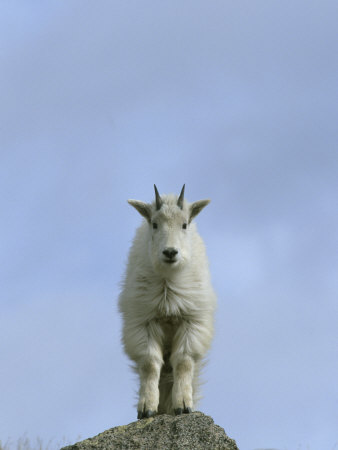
[0, 436, 73, 450]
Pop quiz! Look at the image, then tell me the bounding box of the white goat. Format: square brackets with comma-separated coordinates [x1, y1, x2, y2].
[119, 185, 216, 418]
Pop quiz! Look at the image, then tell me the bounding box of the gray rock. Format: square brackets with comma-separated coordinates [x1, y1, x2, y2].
[61, 412, 239, 449]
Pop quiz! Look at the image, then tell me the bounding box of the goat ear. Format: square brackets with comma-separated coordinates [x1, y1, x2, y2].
[128, 200, 152, 222]
[189, 199, 210, 222]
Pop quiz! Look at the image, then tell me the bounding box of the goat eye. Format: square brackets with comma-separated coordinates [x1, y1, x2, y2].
[152, 223, 158, 229]
[182, 223, 187, 229]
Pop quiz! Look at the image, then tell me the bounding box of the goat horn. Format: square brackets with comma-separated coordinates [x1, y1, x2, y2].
[177, 184, 185, 209]
[154, 184, 163, 210]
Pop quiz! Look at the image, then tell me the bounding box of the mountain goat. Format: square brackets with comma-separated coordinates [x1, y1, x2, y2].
[119, 185, 216, 418]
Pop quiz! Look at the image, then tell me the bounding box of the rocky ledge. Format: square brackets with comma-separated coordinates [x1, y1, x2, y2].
[61, 411, 238, 449]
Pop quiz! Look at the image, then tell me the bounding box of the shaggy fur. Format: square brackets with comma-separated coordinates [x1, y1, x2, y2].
[118, 187, 216, 418]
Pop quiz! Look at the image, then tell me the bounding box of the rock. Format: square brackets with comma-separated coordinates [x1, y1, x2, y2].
[61, 411, 238, 449]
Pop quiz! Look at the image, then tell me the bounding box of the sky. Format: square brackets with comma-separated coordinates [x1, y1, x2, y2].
[0, 1, 337, 449]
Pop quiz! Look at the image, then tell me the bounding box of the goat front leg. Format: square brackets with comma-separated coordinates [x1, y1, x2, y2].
[171, 321, 199, 415]
[171, 352, 194, 415]
[132, 321, 163, 419]
[137, 352, 162, 419]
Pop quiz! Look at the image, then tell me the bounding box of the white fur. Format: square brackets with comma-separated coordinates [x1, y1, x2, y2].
[118, 191, 216, 416]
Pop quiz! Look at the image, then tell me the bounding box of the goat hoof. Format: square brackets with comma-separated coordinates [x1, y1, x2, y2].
[183, 407, 192, 414]
[174, 408, 183, 415]
[138, 409, 155, 419]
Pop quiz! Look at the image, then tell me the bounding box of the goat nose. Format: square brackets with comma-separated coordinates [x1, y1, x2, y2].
[163, 248, 178, 259]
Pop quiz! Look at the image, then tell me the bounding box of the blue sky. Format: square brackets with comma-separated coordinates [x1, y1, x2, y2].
[1, 2, 337, 449]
